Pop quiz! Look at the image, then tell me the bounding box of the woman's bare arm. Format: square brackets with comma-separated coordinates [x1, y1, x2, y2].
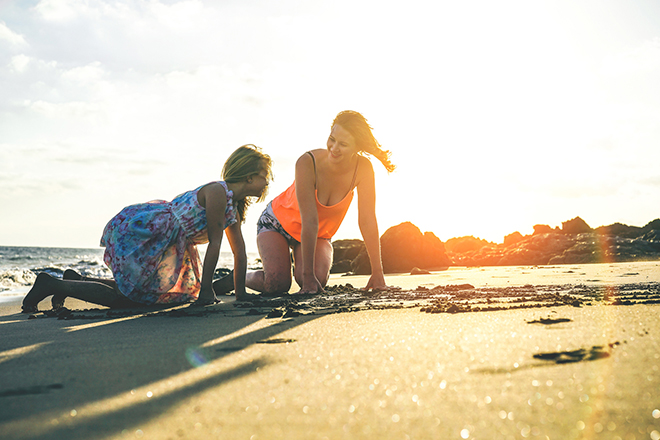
[356, 159, 388, 290]
[295, 153, 324, 293]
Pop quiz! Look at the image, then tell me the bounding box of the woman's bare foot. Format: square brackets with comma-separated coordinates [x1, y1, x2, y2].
[22, 272, 56, 313]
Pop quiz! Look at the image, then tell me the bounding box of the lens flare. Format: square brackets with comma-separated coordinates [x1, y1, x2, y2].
[185, 347, 208, 368]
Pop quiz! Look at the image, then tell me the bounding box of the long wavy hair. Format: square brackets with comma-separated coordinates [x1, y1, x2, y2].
[331, 110, 395, 173]
[222, 144, 273, 222]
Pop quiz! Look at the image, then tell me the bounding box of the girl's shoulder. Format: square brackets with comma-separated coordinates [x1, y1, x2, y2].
[197, 180, 228, 193]
[196, 181, 230, 207]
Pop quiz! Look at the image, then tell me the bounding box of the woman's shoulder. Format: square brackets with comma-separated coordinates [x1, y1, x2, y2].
[298, 149, 325, 159]
[296, 150, 324, 167]
[355, 155, 375, 187]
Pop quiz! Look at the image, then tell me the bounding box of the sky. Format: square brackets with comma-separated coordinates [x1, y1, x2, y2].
[1, 0, 659, 253]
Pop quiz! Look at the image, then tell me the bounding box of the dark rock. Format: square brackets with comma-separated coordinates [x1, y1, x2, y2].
[351, 250, 372, 275]
[380, 222, 451, 273]
[498, 248, 549, 266]
[332, 239, 365, 262]
[642, 219, 660, 233]
[641, 229, 660, 242]
[444, 236, 493, 253]
[339, 217, 660, 270]
[331, 239, 366, 274]
[410, 267, 431, 275]
[561, 217, 592, 234]
[330, 259, 353, 274]
[594, 222, 643, 238]
[503, 231, 524, 247]
[533, 224, 555, 235]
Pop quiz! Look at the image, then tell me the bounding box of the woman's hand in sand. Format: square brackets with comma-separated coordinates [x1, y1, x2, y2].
[297, 275, 324, 295]
[363, 273, 390, 292]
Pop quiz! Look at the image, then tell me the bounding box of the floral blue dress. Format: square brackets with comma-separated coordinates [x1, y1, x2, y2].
[100, 181, 236, 304]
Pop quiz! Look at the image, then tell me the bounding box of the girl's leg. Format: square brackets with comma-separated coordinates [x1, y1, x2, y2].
[246, 231, 292, 295]
[52, 269, 120, 309]
[22, 272, 138, 313]
[292, 238, 333, 288]
[63, 269, 117, 288]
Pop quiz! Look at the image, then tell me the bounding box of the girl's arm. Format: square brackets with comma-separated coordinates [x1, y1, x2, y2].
[225, 220, 248, 300]
[295, 153, 324, 293]
[197, 183, 227, 304]
[356, 159, 389, 291]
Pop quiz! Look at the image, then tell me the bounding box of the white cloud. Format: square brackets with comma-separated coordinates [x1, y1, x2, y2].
[27, 99, 104, 121]
[147, 0, 205, 31]
[9, 54, 30, 72]
[0, 21, 27, 46]
[600, 37, 660, 77]
[61, 61, 105, 82]
[32, 0, 89, 22]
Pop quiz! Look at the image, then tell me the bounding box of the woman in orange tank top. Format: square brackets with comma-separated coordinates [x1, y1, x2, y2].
[244, 110, 395, 295]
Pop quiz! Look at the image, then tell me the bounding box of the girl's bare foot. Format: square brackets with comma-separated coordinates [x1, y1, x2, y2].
[63, 269, 83, 280]
[193, 295, 218, 306]
[22, 273, 56, 313]
[52, 269, 83, 309]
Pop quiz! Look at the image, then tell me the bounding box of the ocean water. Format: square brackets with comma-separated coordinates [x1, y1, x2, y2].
[0, 245, 256, 303]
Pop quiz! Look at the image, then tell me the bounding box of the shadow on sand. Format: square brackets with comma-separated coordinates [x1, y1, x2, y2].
[0, 299, 320, 440]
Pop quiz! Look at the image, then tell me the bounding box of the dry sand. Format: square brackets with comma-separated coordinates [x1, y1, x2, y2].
[1, 262, 660, 440]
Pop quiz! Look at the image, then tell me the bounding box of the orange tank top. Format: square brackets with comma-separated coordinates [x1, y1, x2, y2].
[271, 151, 358, 241]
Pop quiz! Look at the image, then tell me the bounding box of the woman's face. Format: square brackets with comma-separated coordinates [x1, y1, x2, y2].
[327, 124, 358, 164]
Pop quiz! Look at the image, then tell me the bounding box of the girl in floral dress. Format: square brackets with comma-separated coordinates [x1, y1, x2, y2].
[22, 144, 272, 312]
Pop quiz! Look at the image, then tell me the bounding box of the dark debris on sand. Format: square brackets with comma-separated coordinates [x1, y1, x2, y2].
[22, 282, 660, 320]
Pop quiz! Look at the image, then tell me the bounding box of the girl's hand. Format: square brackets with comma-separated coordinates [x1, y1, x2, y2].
[195, 286, 217, 305]
[236, 291, 262, 301]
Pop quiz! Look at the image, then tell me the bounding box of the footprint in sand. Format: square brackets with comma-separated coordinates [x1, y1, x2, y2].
[533, 345, 613, 364]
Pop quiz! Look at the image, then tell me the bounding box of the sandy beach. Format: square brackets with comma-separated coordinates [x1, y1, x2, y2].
[1, 262, 660, 440]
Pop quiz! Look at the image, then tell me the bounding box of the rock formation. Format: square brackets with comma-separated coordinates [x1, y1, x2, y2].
[448, 217, 660, 266]
[330, 217, 660, 273]
[330, 222, 451, 274]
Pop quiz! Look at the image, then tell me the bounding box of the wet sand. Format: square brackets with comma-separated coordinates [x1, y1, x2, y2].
[1, 262, 659, 439]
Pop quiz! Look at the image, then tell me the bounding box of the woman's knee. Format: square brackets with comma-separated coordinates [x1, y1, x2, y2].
[258, 231, 293, 294]
[316, 269, 330, 287]
[264, 273, 292, 294]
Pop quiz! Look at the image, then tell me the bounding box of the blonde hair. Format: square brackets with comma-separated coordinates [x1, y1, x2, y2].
[332, 110, 395, 173]
[222, 144, 273, 222]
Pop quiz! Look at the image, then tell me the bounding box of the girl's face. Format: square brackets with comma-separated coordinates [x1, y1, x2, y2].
[327, 124, 358, 164]
[246, 168, 270, 198]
